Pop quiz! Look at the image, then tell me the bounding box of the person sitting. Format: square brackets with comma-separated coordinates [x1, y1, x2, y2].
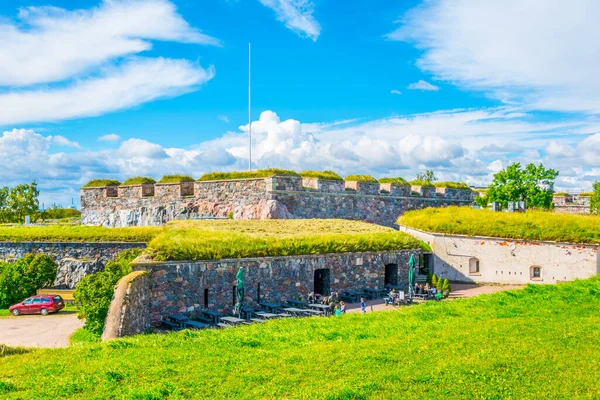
[430, 286, 437, 299]
[414, 283, 420, 295]
[385, 289, 398, 306]
[339, 301, 346, 314]
[321, 296, 328, 305]
[308, 292, 316, 303]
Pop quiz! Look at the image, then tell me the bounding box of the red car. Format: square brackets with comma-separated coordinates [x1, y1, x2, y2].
[9, 295, 65, 316]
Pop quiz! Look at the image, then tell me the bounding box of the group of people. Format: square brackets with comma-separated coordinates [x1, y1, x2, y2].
[308, 291, 348, 316]
[414, 283, 437, 295]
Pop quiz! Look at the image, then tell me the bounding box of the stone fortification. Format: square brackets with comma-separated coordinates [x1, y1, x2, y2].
[82, 176, 474, 227]
[131, 250, 415, 328]
[0, 242, 146, 288]
[552, 193, 591, 215]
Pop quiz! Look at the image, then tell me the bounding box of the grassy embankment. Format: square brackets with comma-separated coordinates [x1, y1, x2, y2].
[1, 277, 600, 398]
[399, 206, 600, 244]
[0, 225, 162, 243]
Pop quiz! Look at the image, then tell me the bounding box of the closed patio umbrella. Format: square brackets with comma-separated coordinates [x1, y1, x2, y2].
[408, 254, 416, 299]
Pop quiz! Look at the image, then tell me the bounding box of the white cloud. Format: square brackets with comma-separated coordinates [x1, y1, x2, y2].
[52, 135, 82, 149]
[389, 0, 600, 113]
[390, 89, 402, 95]
[218, 115, 230, 123]
[259, 0, 321, 41]
[0, 57, 214, 125]
[0, 0, 219, 86]
[118, 138, 168, 159]
[98, 134, 121, 142]
[407, 80, 439, 91]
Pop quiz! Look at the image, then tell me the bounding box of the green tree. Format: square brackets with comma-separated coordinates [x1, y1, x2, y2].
[436, 276, 444, 291]
[431, 274, 438, 287]
[74, 249, 142, 335]
[0, 254, 57, 308]
[0, 181, 40, 223]
[441, 279, 451, 293]
[416, 170, 437, 183]
[485, 163, 558, 209]
[590, 182, 600, 215]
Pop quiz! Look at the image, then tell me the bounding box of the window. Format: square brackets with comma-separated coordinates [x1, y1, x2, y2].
[531, 266, 542, 280]
[469, 258, 480, 274]
[23, 298, 33, 305]
[33, 298, 43, 304]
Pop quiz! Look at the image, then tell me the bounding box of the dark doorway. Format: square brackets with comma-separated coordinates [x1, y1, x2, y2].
[204, 288, 209, 308]
[314, 268, 330, 296]
[384, 264, 398, 286]
[420, 254, 432, 275]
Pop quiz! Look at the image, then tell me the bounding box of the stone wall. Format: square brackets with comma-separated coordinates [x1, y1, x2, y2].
[0, 242, 146, 288]
[400, 226, 599, 284]
[553, 194, 591, 215]
[82, 176, 474, 227]
[102, 271, 151, 340]
[132, 250, 415, 327]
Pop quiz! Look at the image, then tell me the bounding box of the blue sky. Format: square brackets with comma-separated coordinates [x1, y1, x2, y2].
[0, 0, 599, 206]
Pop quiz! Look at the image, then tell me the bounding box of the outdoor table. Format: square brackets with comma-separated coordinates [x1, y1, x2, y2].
[309, 304, 332, 315]
[344, 291, 362, 302]
[241, 307, 258, 320]
[168, 314, 189, 328]
[184, 320, 208, 330]
[220, 316, 247, 326]
[255, 312, 279, 319]
[259, 302, 283, 313]
[286, 299, 308, 308]
[201, 310, 223, 324]
[283, 307, 310, 316]
[303, 309, 324, 316]
[363, 288, 382, 299]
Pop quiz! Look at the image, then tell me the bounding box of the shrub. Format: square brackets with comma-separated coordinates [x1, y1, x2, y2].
[431, 274, 438, 287]
[83, 179, 120, 187]
[0, 254, 57, 308]
[121, 177, 156, 185]
[299, 170, 343, 180]
[426, 272, 433, 285]
[198, 169, 299, 181]
[436, 276, 444, 291]
[157, 175, 195, 184]
[40, 207, 81, 220]
[434, 182, 471, 190]
[379, 177, 409, 186]
[441, 279, 451, 293]
[74, 249, 142, 335]
[409, 180, 435, 188]
[345, 175, 378, 183]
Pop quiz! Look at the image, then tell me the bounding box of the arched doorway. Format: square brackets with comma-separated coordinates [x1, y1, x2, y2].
[314, 269, 330, 296]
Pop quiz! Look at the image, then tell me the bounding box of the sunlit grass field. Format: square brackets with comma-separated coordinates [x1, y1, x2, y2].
[1, 277, 599, 399]
[146, 219, 421, 261]
[399, 206, 600, 244]
[0, 225, 162, 242]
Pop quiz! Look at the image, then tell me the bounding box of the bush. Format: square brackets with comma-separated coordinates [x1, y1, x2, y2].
[121, 177, 156, 185]
[83, 179, 120, 187]
[0, 254, 57, 308]
[157, 175, 195, 184]
[436, 276, 444, 291]
[433, 182, 471, 190]
[345, 175, 378, 183]
[379, 177, 409, 186]
[441, 279, 451, 293]
[198, 169, 299, 181]
[39, 207, 81, 220]
[299, 170, 343, 180]
[409, 180, 435, 188]
[431, 274, 438, 287]
[74, 249, 142, 335]
[426, 272, 433, 285]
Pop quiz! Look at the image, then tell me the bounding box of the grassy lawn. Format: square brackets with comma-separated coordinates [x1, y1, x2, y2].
[0, 304, 79, 318]
[0, 225, 162, 243]
[146, 219, 421, 261]
[1, 277, 599, 399]
[399, 206, 600, 244]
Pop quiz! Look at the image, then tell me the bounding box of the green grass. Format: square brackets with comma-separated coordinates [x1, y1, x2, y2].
[579, 192, 593, 196]
[157, 175, 194, 184]
[299, 170, 343, 180]
[82, 179, 120, 188]
[121, 177, 156, 185]
[553, 192, 569, 196]
[0, 225, 162, 242]
[379, 177, 409, 185]
[69, 328, 101, 345]
[198, 169, 299, 181]
[0, 309, 9, 317]
[434, 181, 471, 190]
[345, 174, 378, 183]
[409, 179, 435, 187]
[399, 206, 600, 244]
[146, 219, 421, 261]
[1, 277, 600, 398]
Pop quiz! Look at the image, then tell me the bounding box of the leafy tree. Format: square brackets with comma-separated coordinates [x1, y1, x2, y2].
[74, 249, 142, 335]
[485, 163, 558, 209]
[0, 181, 40, 223]
[436, 276, 444, 291]
[416, 170, 437, 183]
[0, 254, 57, 308]
[590, 182, 600, 215]
[431, 274, 438, 287]
[441, 279, 451, 293]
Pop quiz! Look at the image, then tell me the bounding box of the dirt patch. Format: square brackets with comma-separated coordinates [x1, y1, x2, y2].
[0, 313, 83, 348]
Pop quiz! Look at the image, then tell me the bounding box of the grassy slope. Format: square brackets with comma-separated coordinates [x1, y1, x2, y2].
[147, 220, 421, 261]
[399, 206, 600, 244]
[0, 225, 162, 242]
[1, 277, 600, 399]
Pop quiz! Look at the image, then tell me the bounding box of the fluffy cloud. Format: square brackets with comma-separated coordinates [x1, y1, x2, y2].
[259, 0, 321, 41]
[407, 80, 439, 91]
[390, 90, 402, 95]
[389, 0, 600, 112]
[98, 134, 121, 142]
[0, 0, 219, 86]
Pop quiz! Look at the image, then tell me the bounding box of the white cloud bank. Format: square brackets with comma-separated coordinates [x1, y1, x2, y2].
[5, 108, 600, 206]
[259, 0, 321, 41]
[407, 80, 439, 91]
[388, 0, 600, 113]
[98, 134, 121, 142]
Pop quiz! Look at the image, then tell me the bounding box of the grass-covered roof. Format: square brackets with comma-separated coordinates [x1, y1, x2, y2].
[157, 175, 195, 184]
[121, 177, 156, 185]
[299, 170, 343, 180]
[83, 179, 121, 188]
[198, 169, 299, 181]
[399, 206, 600, 244]
[345, 175, 378, 183]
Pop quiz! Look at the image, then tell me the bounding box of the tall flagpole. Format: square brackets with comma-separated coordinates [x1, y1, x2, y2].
[248, 42, 252, 171]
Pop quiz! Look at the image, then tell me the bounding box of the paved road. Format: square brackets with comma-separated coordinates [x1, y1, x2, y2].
[0, 312, 83, 348]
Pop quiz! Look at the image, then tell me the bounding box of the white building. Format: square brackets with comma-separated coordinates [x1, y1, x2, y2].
[400, 226, 600, 284]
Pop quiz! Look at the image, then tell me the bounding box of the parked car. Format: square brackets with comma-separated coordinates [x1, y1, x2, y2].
[8, 295, 65, 316]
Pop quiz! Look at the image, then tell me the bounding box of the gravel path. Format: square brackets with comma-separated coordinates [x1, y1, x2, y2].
[0, 312, 83, 348]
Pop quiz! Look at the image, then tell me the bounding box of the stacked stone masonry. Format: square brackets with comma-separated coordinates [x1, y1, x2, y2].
[552, 194, 591, 215]
[0, 242, 146, 289]
[132, 250, 415, 327]
[82, 176, 474, 227]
